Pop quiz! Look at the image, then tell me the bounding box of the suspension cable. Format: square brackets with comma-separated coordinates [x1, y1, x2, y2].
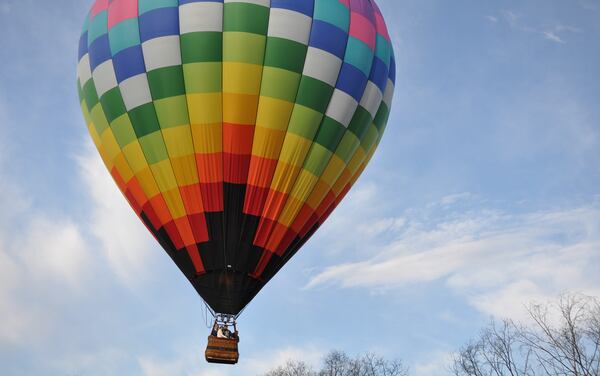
[201, 300, 216, 328]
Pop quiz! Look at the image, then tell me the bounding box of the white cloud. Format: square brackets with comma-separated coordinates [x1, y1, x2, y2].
[543, 31, 565, 44]
[358, 217, 407, 238]
[307, 187, 600, 321]
[0, 251, 32, 345]
[0, 138, 158, 347]
[47, 347, 131, 376]
[414, 351, 454, 376]
[137, 344, 324, 376]
[494, 9, 581, 44]
[311, 183, 385, 257]
[138, 353, 206, 376]
[0, 195, 91, 345]
[439, 192, 472, 206]
[502, 10, 523, 29]
[579, 0, 598, 11]
[20, 218, 89, 290]
[241, 345, 324, 375]
[76, 143, 157, 287]
[0, 121, 94, 345]
[484, 16, 498, 23]
[555, 25, 582, 33]
[542, 24, 582, 44]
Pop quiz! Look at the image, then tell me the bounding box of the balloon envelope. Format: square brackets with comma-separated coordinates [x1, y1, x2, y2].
[77, 0, 396, 315]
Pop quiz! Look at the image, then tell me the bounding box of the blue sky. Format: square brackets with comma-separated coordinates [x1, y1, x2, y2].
[1, 0, 599, 375]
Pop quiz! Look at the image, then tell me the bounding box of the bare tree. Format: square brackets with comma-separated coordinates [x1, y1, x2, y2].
[319, 351, 353, 376]
[452, 319, 534, 376]
[265, 360, 316, 376]
[453, 294, 600, 376]
[263, 295, 599, 376]
[358, 352, 408, 376]
[264, 351, 408, 376]
[519, 295, 600, 376]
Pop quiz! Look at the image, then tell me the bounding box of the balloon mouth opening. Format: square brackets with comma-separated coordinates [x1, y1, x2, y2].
[191, 271, 266, 315]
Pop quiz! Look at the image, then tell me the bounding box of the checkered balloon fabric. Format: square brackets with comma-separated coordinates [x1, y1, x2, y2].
[77, 0, 395, 315]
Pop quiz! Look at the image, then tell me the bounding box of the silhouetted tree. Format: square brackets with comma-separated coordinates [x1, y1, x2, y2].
[263, 351, 408, 376]
[452, 294, 600, 376]
[263, 295, 599, 376]
[319, 350, 353, 376]
[358, 352, 408, 376]
[265, 360, 316, 376]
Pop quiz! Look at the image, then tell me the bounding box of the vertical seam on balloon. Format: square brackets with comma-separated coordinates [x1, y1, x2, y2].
[231, 0, 277, 289]
[221, 0, 230, 270]
[273, 1, 388, 269]
[219, 0, 229, 271]
[253, 0, 355, 275]
[248, 1, 339, 274]
[216, 0, 229, 296]
[135, 3, 203, 269]
[175, 1, 212, 251]
[127, 4, 191, 250]
[220, 0, 272, 274]
[241, 0, 316, 280]
[96, 2, 163, 228]
[99, 5, 157, 223]
[220, 0, 226, 270]
[231, 0, 277, 250]
[224, 0, 272, 309]
[281, 47, 393, 270]
[271, 1, 380, 254]
[303, 53, 397, 261]
[227, 0, 272, 259]
[128, 4, 182, 238]
[86, 2, 171, 259]
[240, 0, 315, 223]
[321, 84, 391, 230]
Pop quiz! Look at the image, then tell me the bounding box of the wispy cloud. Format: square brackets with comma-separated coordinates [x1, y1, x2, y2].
[579, 0, 598, 12]
[502, 10, 521, 28]
[439, 192, 472, 206]
[0, 174, 91, 346]
[307, 188, 600, 321]
[543, 31, 565, 44]
[542, 25, 583, 44]
[484, 15, 498, 24]
[77, 142, 158, 287]
[414, 351, 454, 376]
[0, 137, 155, 347]
[0, 106, 92, 345]
[137, 343, 324, 376]
[555, 25, 583, 33]
[492, 10, 582, 44]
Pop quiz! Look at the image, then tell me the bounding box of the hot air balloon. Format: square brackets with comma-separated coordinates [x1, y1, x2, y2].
[77, 0, 395, 364]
